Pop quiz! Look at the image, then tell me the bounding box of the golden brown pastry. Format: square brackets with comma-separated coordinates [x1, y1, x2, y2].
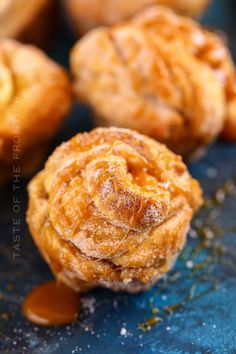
[27, 127, 202, 293]
[64, 0, 211, 35]
[0, 0, 57, 47]
[133, 6, 236, 141]
[70, 6, 236, 158]
[0, 39, 72, 184]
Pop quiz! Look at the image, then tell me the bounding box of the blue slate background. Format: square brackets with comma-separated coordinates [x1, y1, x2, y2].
[0, 0, 236, 353]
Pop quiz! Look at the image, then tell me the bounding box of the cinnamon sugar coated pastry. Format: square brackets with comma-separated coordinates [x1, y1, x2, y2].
[27, 127, 202, 293]
[0, 0, 57, 47]
[64, 0, 210, 35]
[71, 6, 236, 158]
[0, 39, 72, 184]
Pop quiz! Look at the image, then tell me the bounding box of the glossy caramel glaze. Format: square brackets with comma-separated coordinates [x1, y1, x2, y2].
[27, 127, 202, 293]
[23, 281, 80, 326]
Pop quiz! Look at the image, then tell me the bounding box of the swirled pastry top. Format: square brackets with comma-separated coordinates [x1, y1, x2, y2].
[27, 128, 202, 291]
[71, 6, 236, 160]
[64, 0, 211, 35]
[0, 39, 72, 152]
[133, 6, 236, 140]
[70, 7, 226, 158]
[39, 127, 202, 263]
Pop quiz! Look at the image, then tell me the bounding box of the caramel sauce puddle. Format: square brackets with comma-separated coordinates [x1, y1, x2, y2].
[23, 281, 80, 326]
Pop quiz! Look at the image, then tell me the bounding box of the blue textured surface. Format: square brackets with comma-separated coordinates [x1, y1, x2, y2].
[0, 1, 236, 353]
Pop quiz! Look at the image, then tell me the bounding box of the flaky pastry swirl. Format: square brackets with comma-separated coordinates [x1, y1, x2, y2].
[64, 0, 211, 35]
[71, 6, 236, 159]
[0, 39, 72, 184]
[133, 6, 236, 141]
[27, 127, 202, 293]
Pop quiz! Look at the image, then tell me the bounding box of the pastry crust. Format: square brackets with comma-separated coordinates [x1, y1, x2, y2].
[133, 6, 236, 141]
[64, 0, 210, 35]
[0, 0, 57, 47]
[27, 127, 202, 293]
[71, 6, 236, 158]
[0, 39, 72, 184]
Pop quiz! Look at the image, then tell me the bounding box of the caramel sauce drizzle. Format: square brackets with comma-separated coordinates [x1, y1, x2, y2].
[23, 281, 80, 326]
